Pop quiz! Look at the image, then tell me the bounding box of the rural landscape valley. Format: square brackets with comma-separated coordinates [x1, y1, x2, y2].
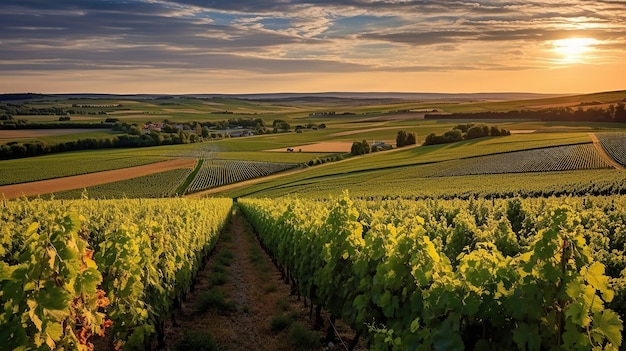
[3, 0, 626, 350]
[2, 91, 626, 351]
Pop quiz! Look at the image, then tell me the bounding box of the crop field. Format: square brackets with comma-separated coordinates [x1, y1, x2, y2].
[212, 132, 606, 198]
[0, 150, 168, 185]
[0, 158, 195, 199]
[431, 143, 611, 177]
[45, 168, 192, 199]
[239, 194, 626, 350]
[0, 129, 115, 142]
[185, 159, 300, 194]
[596, 132, 626, 166]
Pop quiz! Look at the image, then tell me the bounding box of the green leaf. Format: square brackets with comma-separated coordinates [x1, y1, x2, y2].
[473, 339, 490, 351]
[38, 283, 70, 313]
[410, 318, 420, 333]
[45, 323, 63, 348]
[592, 310, 623, 347]
[565, 301, 590, 327]
[584, 262, 612, 301]
[0, 261, 16, 281]
[27, 299, 43, 331]
[513, 323, 541, 351]
[75, 267, 102, 294]
[433, 318, 463, 351]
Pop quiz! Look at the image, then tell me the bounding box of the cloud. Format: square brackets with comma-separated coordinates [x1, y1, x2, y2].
[0, 0, 625, 92]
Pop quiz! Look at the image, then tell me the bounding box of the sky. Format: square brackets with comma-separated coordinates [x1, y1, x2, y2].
[1, 0, 625, 94]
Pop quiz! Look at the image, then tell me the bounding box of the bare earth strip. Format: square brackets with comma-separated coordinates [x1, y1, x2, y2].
[589, 133, 624, 170]
[330, 126, 402, 137]
[0, 158, 196, 199]
[266, 141, 354, 153]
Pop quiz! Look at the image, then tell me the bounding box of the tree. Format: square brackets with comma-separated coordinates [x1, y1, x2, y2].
[616, 103, 626, 123]
[396, 130, 408, 147]
[129, 125, 142, 136]
[405, 132, 417, 145]
[201, 126, 210, 138]
[443, 129, 463, 142]
[272, 119, 291, 132]
[465, 125, 487, 139]
[351, 139, 371, 155]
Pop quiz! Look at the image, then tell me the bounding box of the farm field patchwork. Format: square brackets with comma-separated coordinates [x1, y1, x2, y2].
[213, 132, 612, 198]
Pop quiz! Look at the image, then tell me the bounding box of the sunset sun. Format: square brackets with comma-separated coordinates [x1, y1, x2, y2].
[552, 37, 597, 62]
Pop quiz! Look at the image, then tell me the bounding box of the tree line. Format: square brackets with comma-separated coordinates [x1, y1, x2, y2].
[0, 131, 202, 160]
[351, 130, 417, 155]
[0, 120, 115, 129]
[424, 123, 510, 145]
[0, 117, 286, 160]
[425, 103, 626, 122]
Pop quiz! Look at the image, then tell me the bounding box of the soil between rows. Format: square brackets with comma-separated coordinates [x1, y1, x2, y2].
[162, 208, 366, 351]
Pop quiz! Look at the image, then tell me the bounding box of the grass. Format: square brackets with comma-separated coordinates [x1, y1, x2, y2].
[215, 250, 234, 267]
[176, 158, 202, 194]
[211, 264, 227, 274]
[276, 297, 290, 312]
[207, 271, 229, 287]
[289, 322, 320, 350]
[175, 330, 223, 351]
[270, 314, 292, 333]
[194, 288, 236, 315]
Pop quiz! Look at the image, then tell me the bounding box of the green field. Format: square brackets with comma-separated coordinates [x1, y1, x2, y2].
[46, 168, 192, 199]
[2, 91, 626, 199]
[0, 149, 168, 186]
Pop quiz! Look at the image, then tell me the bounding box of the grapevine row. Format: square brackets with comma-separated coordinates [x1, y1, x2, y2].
[240, 194, 623, 350]
[432, 143, 611, 177]
[185, 159, 300, 193]
[596, 133, 626, 166]
[0, 197, 232, 350]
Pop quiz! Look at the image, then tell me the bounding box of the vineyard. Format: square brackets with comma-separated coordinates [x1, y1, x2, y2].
[0, 197, 232, 350]
[596, 133, 626, 166]
[184, 159, 300, 193]
[239, 194, 625, 351]
[431, 143, 611, 177]
[48, 168, 193, 199]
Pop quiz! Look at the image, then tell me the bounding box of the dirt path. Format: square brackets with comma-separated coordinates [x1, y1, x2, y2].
[164, 209, 364, 350]
[0, 158, 196, 199]
[588, 133, 624, 170]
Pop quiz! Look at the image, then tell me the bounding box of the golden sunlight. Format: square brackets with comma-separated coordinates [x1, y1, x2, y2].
[552, 37, 597, 62]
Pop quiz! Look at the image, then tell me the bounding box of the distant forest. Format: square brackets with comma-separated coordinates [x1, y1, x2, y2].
[425, 103, 626, 122]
